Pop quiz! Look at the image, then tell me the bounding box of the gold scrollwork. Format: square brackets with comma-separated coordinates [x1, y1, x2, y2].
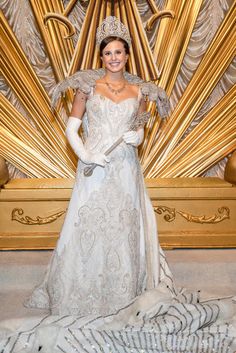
[154, 206, 230, 224]
[145, 0, 175, 31]
[43, 13, 76, 39]
[154, 205, 176, 222]
[11, 208, 66, 225]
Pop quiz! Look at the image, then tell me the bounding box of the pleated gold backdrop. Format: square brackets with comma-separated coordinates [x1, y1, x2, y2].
[0, 0, 236, 179]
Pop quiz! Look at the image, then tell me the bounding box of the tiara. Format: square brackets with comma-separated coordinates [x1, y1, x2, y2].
[96, 16, 131, 47]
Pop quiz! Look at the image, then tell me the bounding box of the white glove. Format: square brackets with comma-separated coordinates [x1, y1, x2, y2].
[65, 116, 109, 166]
[123, 128, 144, 147]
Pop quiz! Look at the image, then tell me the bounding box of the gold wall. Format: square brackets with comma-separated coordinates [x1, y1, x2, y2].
[1, 0, 235, 179]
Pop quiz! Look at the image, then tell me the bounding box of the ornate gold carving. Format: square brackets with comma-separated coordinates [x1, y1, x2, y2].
[140, 0, 206, 161]
[11, 208, 66, 225]
[29, 1, 75, 82]
[143, 5, 236, 177]
[147, 85, 236, 178]
[145, 0, 175, 31]
[0, 12, 76, 177]
[177, 207, 230, 224]
[154, 206, 230, 224]
[44, 13, 76, 39]
[154, 205, 176, 222]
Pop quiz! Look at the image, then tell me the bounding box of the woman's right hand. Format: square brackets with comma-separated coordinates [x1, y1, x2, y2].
[123, 128, 144, 147]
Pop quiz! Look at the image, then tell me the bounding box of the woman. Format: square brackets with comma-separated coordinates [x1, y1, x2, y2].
[25, 16, 172, 316]
[1, 17, 235, 353]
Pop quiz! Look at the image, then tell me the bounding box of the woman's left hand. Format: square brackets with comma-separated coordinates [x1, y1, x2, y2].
[123, 128, 144, 147]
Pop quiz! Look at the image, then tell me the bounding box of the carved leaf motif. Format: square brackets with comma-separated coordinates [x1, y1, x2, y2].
[11, 208, 66, 225]
[177, 207, 230, 224]
[155, 205, 230, 224]
[154, 206, 176, 222]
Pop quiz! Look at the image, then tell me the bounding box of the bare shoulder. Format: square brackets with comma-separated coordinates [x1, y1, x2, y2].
[126, 83, 139, 96]
[95, 78, 106, 86]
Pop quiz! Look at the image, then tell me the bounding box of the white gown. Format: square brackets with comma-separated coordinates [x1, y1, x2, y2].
[24, 91, 173, 316]
[0, 85, 235, 353]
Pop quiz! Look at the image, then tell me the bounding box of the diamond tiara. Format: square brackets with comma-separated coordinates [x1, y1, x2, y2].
[96, 16, 131, 47]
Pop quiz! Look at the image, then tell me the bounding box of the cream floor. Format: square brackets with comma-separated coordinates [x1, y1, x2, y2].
[0, 249, 235, 321]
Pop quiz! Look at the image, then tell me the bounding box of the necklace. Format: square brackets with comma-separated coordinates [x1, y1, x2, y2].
[105, 80, 126, 95]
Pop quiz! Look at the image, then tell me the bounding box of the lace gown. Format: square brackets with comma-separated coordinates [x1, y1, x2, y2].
[25, 91, 172, 316]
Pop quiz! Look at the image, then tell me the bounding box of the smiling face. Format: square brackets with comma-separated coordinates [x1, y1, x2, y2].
[101, 40, 129, 73]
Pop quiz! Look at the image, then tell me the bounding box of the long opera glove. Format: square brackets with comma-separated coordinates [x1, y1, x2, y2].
[65, 116, 109, 166]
